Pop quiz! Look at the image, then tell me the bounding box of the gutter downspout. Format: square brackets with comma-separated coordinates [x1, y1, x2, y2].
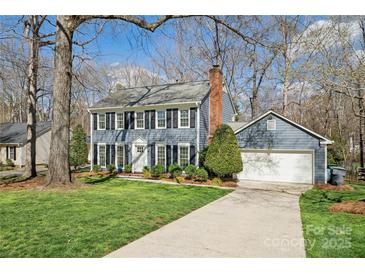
[196, 102, 200, 166]
[88, 109, 93, 172]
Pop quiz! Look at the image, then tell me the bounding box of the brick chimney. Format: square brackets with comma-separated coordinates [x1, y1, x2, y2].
[208, 65, 223, 142]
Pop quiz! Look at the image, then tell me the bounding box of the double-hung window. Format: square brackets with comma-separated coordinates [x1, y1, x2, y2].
[179, 109, 189, 128]
[99, 144, 106, 167]
[156, 145, 166, 167]
[116, 113, 124, 129]
[116, 145, 124, 167]
[136, 112, 144, 129]
[157, 110, 166, 128]
[178, 144, 189, 168]
[98, 114, 106, 130]
[8, 147, 16, 160]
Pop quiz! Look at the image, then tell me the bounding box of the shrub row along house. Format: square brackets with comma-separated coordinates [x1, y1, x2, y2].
[89, 65, 333, 185]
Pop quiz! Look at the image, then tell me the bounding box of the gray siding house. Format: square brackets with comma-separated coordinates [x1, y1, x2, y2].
[89, 66, 237, 173]
[234, 111, 333, 184]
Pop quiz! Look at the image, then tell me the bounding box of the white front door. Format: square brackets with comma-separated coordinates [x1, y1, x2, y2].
[237, 150, 313, 184]
[132, 144, 147, 172]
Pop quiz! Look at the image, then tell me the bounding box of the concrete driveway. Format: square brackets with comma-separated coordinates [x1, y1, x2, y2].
[105, 181, 311, 258]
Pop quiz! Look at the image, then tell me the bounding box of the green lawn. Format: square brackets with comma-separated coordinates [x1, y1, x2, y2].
[300, 184, 365, 257]
[0, 177, 231, 258]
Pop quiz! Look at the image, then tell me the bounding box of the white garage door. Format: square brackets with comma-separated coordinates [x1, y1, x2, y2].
[237, 150, 313, 184]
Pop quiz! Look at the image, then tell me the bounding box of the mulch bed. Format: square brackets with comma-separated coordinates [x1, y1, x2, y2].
[329, 200, 365, 215]
[0, 176, 45, 191]
[314, 184, 354, 191]
[73, 171, 110, 178]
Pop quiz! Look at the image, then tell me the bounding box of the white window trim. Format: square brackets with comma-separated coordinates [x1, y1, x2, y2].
[98, 143, 107, 167]
[115, 143, 125, 168]
[135, 111, 145, 129]
[155, 143, 166, 167]
[115, 112, 124, 130]
[178, 109, 190, 128]
[178, 143, 190, 167]
[156, 110, 167, 129]
[267, 119, 276, 131]
[98, 113, 106, 130]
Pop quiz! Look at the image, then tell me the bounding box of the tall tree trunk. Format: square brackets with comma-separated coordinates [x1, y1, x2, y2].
[282, 57, 290, 115]
[44, 16, 74, 186]
[23, 16, 39, 178]
[358, 83, 364, 168]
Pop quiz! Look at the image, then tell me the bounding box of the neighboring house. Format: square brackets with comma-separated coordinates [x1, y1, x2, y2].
[234, 111, 333, 184]
[0, 122, 52, 167]
[88, 65, 237, 173]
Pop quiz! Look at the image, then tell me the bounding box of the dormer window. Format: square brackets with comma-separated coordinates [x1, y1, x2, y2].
[267, 119, 276, 131]
[135, 112, 144, 129]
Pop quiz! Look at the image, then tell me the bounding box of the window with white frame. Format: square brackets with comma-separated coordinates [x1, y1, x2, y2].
[179, 109, 189, 128]
[99, 144, 106, 166]
[156, 145, 166, 166]
[116, 145, 124, 167]
[98, 114, 106, 130]
[267, 119, 276, 131]
[116, 113, 124, 129]
[179, 145, 189, 168]
[8, 147, 15, 160]
[157, 110, 166, 128]
[136, 112, 144, 129]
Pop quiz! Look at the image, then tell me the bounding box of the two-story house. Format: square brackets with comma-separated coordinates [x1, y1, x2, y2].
[88, 65, 237, 172]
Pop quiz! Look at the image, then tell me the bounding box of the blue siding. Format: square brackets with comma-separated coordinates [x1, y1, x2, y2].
[235, 113, 326, 183]
[199, 94, 210, 152]
[222, 91, 235, 123]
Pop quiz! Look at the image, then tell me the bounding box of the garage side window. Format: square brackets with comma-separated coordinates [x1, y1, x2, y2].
[267, 119, 276, 131]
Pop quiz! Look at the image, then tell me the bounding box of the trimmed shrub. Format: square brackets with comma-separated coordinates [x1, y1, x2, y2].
[199, 145, 209, 166]
[168, 164, 182, 178]
[195, 168, 208, 182]
[184, 164, 197, 179]
[6, 159, 14, 167]
[175, 176, 185, 184]
[106, 164, 115, 173]
[69, 124, 88, 170]
[124, 164, 132, 173]
[211, 177, 223, 186]
[93, 165, 101, 173]
[204, 124, 243, 178]
[151, 164, 165, 178]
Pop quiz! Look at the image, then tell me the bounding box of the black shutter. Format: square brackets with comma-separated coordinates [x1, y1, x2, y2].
[106, 144, 110, 165]
[145, 110, 150, 129]
[93, 113, 98, 130]
[106, 113, 110, 130]
[151, 143, 155, 166]
[130, 111, 135, 129]
[110, 112, 115, 130]
[111, 145, 115, 165]
[190, 145, 196, 164]
[166, 145, 171, 167]
[167, 109, 172, 128]
[190, 108, 196, 128]
[124, 112, 129, 129]
[13, 147, 16, 161]
[173, 145, 178, 164]
[6, 147, 8, 159]
[124, 144, 129, 164]
[93, 144, 98, 165]
[173, 109, 178, 128]
[150, 110, 156, 129]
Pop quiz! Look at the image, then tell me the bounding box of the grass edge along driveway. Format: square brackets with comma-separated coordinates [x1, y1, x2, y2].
[0, 177, 232, 258]
[300, 183, 365, 258]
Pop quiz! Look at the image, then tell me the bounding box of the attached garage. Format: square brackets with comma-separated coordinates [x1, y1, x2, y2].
[234, 111, 333, 185]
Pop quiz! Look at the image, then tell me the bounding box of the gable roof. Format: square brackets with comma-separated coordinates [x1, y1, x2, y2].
[234, 110, 333, 145]
[0, 121, 52, 145]
[90, 80, 211, 109]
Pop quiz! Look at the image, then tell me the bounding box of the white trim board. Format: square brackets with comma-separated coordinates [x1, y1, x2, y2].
[234, 110, 333, 145]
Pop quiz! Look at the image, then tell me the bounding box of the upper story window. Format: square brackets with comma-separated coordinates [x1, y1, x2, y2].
[116, 113, 124, 129]
[157, 110, 166, 128]
[98, 114, 106, 130]
[267, 119, 276, 131]
[179, 109, 189, 128]
[136, 112, 144, 129]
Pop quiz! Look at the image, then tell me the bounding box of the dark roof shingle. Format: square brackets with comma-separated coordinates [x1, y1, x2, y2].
[90, 80, 211, 109]
[0, 122, 52, 145]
